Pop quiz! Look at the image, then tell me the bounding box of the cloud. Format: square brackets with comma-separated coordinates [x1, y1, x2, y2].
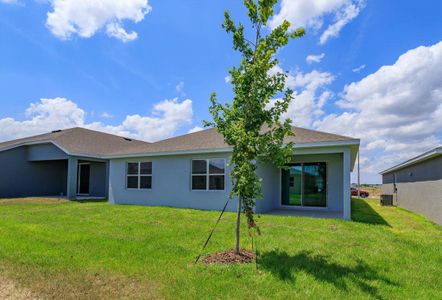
[306, 53, 325, 64]
[0, 97, 193, 143]
[269, 65, 335, 128]
[175, 81, 186, 96]
[188, 126, 204, 134]
[319, 1, 365, 44]
[314, 41, 442, 182]
[352, 64, 366, 73]
[224, 75, 231, 83]
[46, 0, 151, 42]
[106, 23, 137, 42]
[100, 112, 114, 119]
[270, 0, 364, 44]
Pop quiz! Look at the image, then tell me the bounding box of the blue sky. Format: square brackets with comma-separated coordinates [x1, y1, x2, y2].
[1, 0, 441, 183]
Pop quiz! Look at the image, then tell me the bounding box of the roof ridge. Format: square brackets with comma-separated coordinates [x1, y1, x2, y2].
[64, 127, 151, 144]
[291, 126, 357, 140]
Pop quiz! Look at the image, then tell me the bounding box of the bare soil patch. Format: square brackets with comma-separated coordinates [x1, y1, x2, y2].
[202, 249, 256, 264]
[0, 276, 37, 300]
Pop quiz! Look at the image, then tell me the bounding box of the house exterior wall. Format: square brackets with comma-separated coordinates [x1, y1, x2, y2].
[108, 151, 346, 215]
[0, 146, 67, 198]
[0, 145, 107, 199]
[382, 155, 442, 225]
[27, 143, 68, 161]
[89, 161, 107, 197]
[109, 152, 240, 212]
[286, 153, 344, 212]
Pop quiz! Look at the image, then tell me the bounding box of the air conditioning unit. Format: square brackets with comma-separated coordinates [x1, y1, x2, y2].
[380, 194, 393, 206]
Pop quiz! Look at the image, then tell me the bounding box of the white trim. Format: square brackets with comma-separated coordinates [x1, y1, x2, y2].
[191, 158, 226, 191]
[380, 147, 442, 175]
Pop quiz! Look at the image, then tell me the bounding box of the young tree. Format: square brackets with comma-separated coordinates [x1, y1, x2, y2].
[206, 0, 304, 254]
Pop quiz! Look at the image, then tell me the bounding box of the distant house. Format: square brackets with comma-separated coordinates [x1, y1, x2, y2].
[380, 147, 442, 225]
[0, 127, 360, 220]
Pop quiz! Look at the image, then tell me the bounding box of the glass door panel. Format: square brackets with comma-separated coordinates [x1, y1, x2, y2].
[302, 163, 326, 207]
[281, 162, 327, 207]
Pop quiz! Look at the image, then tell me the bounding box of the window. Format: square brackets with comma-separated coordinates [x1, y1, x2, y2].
[281, 162, 327, 207]
[191, 159, 225, 191]
[126, 162, 152, 189]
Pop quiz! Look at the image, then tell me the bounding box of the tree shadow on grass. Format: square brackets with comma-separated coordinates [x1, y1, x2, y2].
[352, 198, 391, 227]
[258, 250, 398, 300]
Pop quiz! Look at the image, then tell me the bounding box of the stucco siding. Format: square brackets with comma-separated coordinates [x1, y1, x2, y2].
[382, 181, 442, 225]
[88, 161, 107, 197]
[109, 151, 346, 215]
[109, 153, 239, 212]
[382, 155, 442, 184]
[256, 161, 280, 213]
[381, 155, 442, 225]
[0, 146, 67, 198]
[27, 143, 68, 161]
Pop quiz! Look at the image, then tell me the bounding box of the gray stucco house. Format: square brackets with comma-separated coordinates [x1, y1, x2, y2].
[380, 147, 442, 225]
[0, 127, 360, 220]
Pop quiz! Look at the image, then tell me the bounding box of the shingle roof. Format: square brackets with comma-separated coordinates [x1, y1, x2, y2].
[0, 127, 150, 157]
[0, 126, 359, 158]
[107, 126, 358, 156]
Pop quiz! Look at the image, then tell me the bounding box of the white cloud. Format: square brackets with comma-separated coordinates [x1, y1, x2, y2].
[46, 0, 151, 42]
[319, 1, 365, 44]
[100, 112, 114, 119]
[315, 41, 442, 182]
[106, 23, 137, 42]
[352, 64, 366, 73]
[0, 97, 193, 143]
[188, 126, 204, 134]
[270, 0, 364, 44]
[269, 65, 335, 128]
[306, 53, 325, 64]
[224, 75, 231, 83]
[175, 81, 186, 96]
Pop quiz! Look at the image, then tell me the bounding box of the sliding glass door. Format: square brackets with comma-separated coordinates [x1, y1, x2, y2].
[281, 162, 327, 207]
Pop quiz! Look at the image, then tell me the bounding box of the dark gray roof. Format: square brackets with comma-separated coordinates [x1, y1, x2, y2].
[0, 126, 359, 158]
[0, 127, 150, 157]
[108, 126, 358, 156]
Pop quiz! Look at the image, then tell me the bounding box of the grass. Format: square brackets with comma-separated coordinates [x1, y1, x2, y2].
[0, 198, 441, 299]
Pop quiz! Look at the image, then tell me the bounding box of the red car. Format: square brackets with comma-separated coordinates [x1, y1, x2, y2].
[351, 187, 369, 198]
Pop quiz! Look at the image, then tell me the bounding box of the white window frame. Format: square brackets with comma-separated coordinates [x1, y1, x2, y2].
[126, 161, 152, 190]
[191, 158, 226, 191]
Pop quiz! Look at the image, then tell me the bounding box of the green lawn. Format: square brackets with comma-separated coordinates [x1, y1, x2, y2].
[0, 198, 441, 299]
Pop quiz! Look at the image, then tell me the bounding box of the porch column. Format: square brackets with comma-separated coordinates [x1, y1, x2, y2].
[67, 157, 78, 200]
[343, 148, 351, 220]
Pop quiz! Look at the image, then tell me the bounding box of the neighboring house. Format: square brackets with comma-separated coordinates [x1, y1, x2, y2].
[380, 147, 442, 225]
[0, 128, 151, 199]
[0, 127, 360, 220]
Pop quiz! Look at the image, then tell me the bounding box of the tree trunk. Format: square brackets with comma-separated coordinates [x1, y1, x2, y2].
[235, 196, 242, 255]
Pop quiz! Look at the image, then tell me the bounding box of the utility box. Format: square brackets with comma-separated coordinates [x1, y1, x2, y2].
[380, 194, 394, 206]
